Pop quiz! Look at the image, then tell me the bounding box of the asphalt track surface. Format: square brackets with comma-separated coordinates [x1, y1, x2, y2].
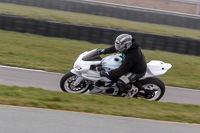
[0, 105, 200, 133]
[0, 65, 200, 105]
[0, 65, 200, 132]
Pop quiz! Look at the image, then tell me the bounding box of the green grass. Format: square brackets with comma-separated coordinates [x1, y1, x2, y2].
[0, 30, 200, 90]
[0, 2, 200, 40]
[0, 85, 199, 124]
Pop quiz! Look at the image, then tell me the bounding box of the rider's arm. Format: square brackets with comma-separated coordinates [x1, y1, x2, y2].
[108, 49, 142, 81]
[102, 45, 117, 54]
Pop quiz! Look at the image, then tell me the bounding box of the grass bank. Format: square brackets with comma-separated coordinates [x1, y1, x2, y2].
[0, 2, 200, 40]
[0, 85, 199, 124]
[0, 30, 200, 89]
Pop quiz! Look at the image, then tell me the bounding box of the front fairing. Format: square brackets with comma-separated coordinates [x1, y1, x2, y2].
[82, 49, 102, 61]
[73, 49, 101, 72]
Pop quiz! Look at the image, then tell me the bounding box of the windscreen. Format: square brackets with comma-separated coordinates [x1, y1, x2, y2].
[82, 49, 102, 61]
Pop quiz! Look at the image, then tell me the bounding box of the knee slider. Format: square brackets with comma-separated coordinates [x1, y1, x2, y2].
[117, 79, 132, 91]
[124, 84, 132, 90]
[116, 79, 126, 91]
[116, 79, 125, 87]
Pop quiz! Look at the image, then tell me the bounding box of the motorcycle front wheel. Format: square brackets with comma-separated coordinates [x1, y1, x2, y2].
[60, 72, 90, 93]
[136, 77, 165, 101]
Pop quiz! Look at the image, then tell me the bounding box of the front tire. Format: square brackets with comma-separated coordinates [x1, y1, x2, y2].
[135, 77, 165, 101]
[60, 72, 90, 93]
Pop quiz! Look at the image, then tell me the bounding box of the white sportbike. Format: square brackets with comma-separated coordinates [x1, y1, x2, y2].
[60, 49, 172, 101]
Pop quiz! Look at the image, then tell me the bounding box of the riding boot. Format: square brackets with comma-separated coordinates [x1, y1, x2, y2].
[123, 85, 138, 99]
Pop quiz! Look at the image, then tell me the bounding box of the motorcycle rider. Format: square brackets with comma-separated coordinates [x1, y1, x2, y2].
[99, 34, 147, 98]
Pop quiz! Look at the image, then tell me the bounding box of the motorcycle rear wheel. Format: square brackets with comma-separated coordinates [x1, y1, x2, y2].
[136, 77, 165, 101]
[60, 72, 90, 93]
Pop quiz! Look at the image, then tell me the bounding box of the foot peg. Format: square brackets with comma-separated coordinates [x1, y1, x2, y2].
[122, 85, 138, 99]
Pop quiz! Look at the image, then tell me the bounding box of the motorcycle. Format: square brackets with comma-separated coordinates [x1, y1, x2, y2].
[60, 49, 172, 101]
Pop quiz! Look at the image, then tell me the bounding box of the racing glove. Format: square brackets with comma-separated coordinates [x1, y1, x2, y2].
[100, 70, 110, 77]
[97, 49, 105, 55]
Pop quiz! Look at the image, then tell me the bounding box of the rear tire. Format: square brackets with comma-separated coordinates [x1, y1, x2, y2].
[60, 72, 89, 93]
[135, 77, 165, 101]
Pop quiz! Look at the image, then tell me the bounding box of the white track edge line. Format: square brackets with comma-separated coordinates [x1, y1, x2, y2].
[0, 65, 199, 91]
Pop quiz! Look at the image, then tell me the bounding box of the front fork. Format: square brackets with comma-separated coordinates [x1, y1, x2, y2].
[70, 69, 84, 86]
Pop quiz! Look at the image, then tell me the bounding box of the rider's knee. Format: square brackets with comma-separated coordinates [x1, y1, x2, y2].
[116, 76, 132, 91]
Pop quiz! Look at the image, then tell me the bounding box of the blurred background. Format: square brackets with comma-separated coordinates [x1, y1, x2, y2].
[0, 0, 200, 56]
[92, 0, 200, 15]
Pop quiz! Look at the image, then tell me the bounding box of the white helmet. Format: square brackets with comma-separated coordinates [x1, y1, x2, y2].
[115, 34, 132, 52]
